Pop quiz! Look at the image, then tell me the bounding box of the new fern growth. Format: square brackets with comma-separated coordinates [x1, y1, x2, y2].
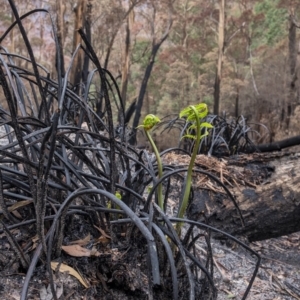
[177, 103, 213, 230]
[138, 114, 164, 209]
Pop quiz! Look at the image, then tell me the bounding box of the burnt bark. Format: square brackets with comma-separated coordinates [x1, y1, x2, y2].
[247, 134, 300, 153]
[55, 0, 66, 77]
[188, 152, 300, 242]
[103, 1, 139, 69]
[213, 0, 225, 116]
[82, 0, 92, 84]
[120, 5, 134, 107]
[129, 42, 165, 145]
[70, 0, 86, 92]
[286, 10, 299, 129]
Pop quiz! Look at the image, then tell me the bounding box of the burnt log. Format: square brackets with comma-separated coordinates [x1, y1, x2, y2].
[247, 134, 300, 153]
[187, 152, 300, 242]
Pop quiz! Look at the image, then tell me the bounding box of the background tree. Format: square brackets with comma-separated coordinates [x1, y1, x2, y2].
[284, 1, 300, 129]
[2, 0, 300, 148]
[56, 0, 66, 76]
[213, 0, 225, 115]
[129, 0, 174, 145]
[120, 1, 135, 107]
[70, 0, 86, 92]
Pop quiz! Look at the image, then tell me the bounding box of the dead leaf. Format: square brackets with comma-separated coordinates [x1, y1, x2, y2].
[8, 199, 33, 212]
[11, 210, 22, 219]
[69, 233, 91, 246]
[62, 244, 101, 257]
[94, 225, 111, 239]
[90, 247, 101, 257]
[96, 235, 110, 245]
[27, 235, 39, 251]
[61, 245, 92, 257]
[6, 199, 33, 219]
[51, 262, 89, 288]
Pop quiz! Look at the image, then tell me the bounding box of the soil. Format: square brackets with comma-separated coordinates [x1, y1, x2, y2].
[0, 232, 300, 299]
[1, 151, 300, 300]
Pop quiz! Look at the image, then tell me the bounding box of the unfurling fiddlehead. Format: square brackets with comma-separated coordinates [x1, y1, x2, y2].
[177, 103, 213, 231]
[138, 115, 164, 209]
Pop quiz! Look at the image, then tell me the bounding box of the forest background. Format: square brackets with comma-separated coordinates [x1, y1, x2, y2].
[1, 0, 300, 150]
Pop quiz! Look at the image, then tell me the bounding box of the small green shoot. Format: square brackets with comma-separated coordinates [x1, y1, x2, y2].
[138, 114, 164, 209]
[115, 191, 122, 217]
[176, 103, 213, 231]
[107, 191, 122, 210]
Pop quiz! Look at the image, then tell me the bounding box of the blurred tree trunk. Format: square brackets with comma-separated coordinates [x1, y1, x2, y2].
[56, 0, 66, 76]
[129, 2, 173, 145]
[10, 11, 15, 53]
[120, 2, 134, 107]
[70, 0, 86, 92]
[130, 41, 168, 145]
[104, 0, 139, 70]
[286, 9, 299, 129]
[82, 0, 93, 84]
[213, 0, 225, 116]
[235, 86, 239, 118]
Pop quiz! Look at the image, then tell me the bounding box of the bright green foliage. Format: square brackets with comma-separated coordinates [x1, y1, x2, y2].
[115, 191, 122, 200]
[179, 103, 208, 120]
[137, 114, 161, 131]
[138, 114, 164, 210]
[177, 103, 213, 231]
[180, 104, 213, 140]
[108, 191, 122, 209]
[183, 122, 213, 140]
[114, 191, 122, 216]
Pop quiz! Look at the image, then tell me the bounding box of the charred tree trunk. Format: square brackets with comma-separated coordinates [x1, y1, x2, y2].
[103, 1, 138, 70]
[213, 0, 225, 116]
[247, 134, 300, 153]
[55, 0, 66, 77]
[82, 0, 92, 84]
[286, 9, 298, 129]
[129, 5, 173, 145]
[120, 2, 134, 111]
[129, 43, 164, 145]
[10, 11, 15, 53]
[187, 152, 300, 242]
[235, 86, 239, 118]
[70, 0, 86, 92]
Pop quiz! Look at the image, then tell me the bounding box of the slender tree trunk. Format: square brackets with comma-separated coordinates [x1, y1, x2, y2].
[213, 0, 225, 116]
[82, 0, 92, 84]
[104, 1, 139, 70]
[56, 0, 66, 77]
[129, 2, 173, 145]
[70, 0, 86, 92]
[129, 43, 162, 145]
[104, 33, 117, 70]
[10, 12, 15, 53]
[286, 10, 298, 129]
[235, 86, 239, 118]
[146, 91, 150, 115]
[120, 3, 134, 107]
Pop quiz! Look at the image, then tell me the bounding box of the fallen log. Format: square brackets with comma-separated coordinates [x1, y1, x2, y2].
[164, 151, 300, 242]
[247, 134, 300, 153]
[186, 151, 300, 242]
